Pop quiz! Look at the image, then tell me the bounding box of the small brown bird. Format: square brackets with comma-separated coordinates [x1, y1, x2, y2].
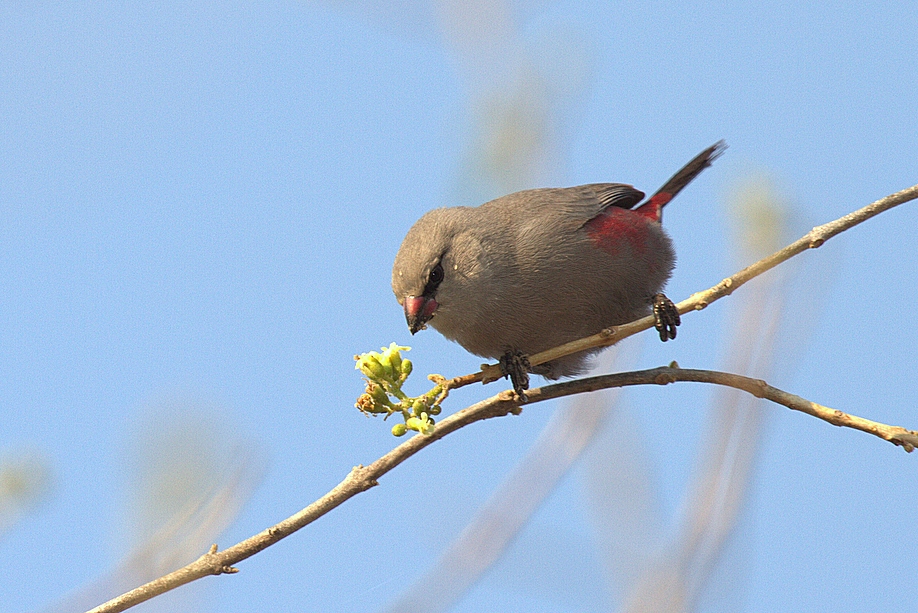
[392, 142, 725, 395]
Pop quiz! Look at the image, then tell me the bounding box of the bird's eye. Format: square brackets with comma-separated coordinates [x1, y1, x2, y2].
[428, 263, 444, 287]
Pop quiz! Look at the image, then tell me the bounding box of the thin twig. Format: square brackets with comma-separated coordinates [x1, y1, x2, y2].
[451, 182, 918, 388]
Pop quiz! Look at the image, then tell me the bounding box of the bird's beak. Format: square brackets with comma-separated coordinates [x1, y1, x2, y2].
[404, 295, 438, 335]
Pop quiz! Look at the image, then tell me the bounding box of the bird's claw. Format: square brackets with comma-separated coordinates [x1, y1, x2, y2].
[499, 351, 531, 402]
[652, 293, 680, 341]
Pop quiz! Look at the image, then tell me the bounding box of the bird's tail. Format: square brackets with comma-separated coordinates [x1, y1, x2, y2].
[635, 140, 727, 222]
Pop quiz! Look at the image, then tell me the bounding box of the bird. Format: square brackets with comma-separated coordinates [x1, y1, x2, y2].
[392, 142, 725, 398]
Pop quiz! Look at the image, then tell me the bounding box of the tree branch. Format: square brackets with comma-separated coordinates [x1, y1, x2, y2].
[88, 359, 918, 613]
[86, 393, 523, 613]
[86, 183, 918, 613]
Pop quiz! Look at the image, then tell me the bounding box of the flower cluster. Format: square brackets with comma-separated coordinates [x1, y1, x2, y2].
[355, 343, 447, 436]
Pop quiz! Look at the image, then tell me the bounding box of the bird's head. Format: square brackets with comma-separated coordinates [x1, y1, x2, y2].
[391, 207, 484, 335]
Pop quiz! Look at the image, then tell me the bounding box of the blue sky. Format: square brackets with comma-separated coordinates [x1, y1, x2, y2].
[2, 2, 917, 612]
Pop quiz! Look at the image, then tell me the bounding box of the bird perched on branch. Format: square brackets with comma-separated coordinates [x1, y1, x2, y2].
[392, 142, 726, 399]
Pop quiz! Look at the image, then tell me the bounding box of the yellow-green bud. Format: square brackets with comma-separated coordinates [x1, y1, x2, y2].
[368, 383, 391, 407]
[391, 423, 408, 437]
[407, 412, 435, 435]
[400, 358, 413, 377]
[355, 353, 388, 380]
[386, 348, 402, 374]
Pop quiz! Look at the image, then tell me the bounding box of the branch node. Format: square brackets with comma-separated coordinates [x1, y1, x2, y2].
[653, 371, 677, 385]
[751, 379, 769, 398]
[220, 565, 240, 575]
[809, 237, 825, 248]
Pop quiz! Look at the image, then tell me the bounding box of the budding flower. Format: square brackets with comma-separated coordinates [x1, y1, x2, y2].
[355, 393, 375, 416]
[384, 343, 403, 374]
[378, 343, 409, 375]
[355, 352, 388, 380]
[353, 343, 447, 436]
[368, 383, 393, 407]
[406, 412, 435, 435]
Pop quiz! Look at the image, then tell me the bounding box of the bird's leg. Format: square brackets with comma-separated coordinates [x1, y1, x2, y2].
[652, 293, 681, 341]
[499, 350, 531, 402]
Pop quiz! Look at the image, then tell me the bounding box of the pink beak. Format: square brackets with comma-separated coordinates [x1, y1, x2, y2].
[404, 295, 438, 334]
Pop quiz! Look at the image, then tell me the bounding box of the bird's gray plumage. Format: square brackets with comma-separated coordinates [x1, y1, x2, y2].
[392, 142, 724, 381]
[392, 183, 675, 378]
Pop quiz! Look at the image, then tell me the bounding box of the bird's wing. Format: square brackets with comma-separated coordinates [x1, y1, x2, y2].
[588, 183, 646, 211]
[478, 184, 645, 233]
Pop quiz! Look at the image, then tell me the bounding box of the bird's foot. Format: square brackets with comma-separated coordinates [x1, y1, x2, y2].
[652, 293, 681, 341]
[499, 350, 531, 402]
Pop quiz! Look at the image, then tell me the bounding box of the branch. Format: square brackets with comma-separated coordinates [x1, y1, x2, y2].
[452, 182, 918, 388]
[86, 393, 523, 613]
[88, 360, 917, 612]
[86, 183, 918, 612]
[526, 365, 918, 452]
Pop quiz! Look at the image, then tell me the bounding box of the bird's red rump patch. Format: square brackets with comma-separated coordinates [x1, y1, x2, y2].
[633, 192, 672, 222]
[584, 207, 654, 255]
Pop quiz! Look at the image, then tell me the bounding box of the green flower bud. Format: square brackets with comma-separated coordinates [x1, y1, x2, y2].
[400, 358, 413, 377]
[355, 352, 388, 380]
[385, 346, 403, 374]
[377, 343, 409, 375]
[368, 383, 392, 407]
[407, 412, 435, 435]
[391, 423, 408, 437]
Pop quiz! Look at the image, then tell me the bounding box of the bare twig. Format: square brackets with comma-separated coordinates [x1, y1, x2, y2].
[452, 182, 918, 388]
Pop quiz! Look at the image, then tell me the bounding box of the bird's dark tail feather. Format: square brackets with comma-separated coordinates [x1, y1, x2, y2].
[636, 141, 727, 221]
[654, 141, 727, 204]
